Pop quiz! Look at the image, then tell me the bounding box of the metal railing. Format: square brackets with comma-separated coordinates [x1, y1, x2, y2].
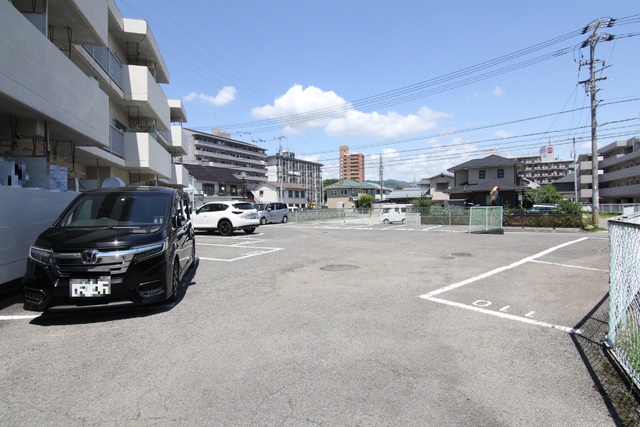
[606, 213, 640, 389]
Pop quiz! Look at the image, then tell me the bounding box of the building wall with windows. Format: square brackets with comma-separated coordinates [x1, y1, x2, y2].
[266, 151, 323, 208]
[514, 151, 574, 186]
[181, 128, 267, 190]
[599, 136, 640, 204]
[339, 145, 365, 182]
[324, 179, 378, 209]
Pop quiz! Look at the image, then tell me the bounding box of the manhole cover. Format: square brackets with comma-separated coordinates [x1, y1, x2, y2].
[320, 264, 359, 272]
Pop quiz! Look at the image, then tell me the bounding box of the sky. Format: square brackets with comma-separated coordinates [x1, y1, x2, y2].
[116, 0, 640, 183]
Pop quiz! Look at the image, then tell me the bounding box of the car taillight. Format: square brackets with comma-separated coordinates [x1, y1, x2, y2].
[231, 210, 244, 215]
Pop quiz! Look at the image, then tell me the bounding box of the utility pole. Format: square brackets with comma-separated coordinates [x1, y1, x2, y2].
[379, 156, 384, 202]
[579, 18, 614, 227]
[275, 135, 286, 202]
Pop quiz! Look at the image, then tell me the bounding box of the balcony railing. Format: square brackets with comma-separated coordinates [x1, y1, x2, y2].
[108, 125, 125, 157]
[84, 45, 124, 90]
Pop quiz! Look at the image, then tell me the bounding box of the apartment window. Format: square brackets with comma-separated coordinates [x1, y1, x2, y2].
[479, 170, 486, 179]
[497, 169, 504, 179]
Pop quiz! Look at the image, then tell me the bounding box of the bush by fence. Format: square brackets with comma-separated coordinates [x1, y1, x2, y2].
[503, 213, 583, 228]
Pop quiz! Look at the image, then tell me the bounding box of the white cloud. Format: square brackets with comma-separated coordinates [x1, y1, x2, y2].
[493, 130, 512, 138]
[252, 84, 451, 139]
[492, 86, 506, 96]
[364, 139, 478, 183]
[184, 86, 236, 106]
[326, 107, 451, 139]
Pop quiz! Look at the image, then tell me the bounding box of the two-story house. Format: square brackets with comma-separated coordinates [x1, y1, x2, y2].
[445, 155, 524, 207]
[324, 179, 378, 209]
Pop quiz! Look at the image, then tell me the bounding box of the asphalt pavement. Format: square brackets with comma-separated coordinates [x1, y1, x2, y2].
[0, 220, 635, 426]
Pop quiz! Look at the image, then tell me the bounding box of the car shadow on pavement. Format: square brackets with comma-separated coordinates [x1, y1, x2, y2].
[27, 257, 200, 326]
[571, 293, 640, 426]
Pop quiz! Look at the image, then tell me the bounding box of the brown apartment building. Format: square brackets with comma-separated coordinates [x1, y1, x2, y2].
[339, 145, 365, 182]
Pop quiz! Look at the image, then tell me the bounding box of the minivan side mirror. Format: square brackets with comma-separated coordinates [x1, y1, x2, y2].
[173, 213, 185, 228]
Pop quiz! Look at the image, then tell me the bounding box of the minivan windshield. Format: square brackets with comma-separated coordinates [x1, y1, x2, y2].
[254, 203, 267, 211]
[58, 192, 171, 228]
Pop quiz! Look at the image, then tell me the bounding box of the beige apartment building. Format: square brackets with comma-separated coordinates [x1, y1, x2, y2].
[339, 145, 365, 182]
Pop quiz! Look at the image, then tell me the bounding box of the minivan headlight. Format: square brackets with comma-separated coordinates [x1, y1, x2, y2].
[29, 246, 53, 266]
[132, 239, 167, 262]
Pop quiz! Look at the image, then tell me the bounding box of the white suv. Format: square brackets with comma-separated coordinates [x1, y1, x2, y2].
[192, 201, 259, 236]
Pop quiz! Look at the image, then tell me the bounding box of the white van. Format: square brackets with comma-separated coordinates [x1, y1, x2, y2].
[379, 204, 409, 224]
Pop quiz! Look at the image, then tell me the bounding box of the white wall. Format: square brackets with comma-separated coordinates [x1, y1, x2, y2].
[0, 188, 78, 285]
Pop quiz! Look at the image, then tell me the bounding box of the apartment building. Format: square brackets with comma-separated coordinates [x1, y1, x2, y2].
[266, 151, 323, 208]
[339, 145, 365, 182]
[0, 0, 186, 285]
[599, 136, 640, 204]
[574, 153, 595, 203]
[180, 128, 267, 193]
[514, 146, 574, 186]
[0, 0, 189, 190]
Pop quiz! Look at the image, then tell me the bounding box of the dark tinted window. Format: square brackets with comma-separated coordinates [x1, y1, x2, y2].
[59, 191, 171, 227]
[232, 203, 255, 210]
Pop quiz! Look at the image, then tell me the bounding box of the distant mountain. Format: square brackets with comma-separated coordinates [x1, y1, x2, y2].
[366, 179, 411, 188]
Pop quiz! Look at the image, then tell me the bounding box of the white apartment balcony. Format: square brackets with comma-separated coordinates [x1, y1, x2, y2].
[107, 8, 169, 84]
[600, 183, 640, 199]
[599, 165, 640, 184]
[12, 0, 108, 46]
[124, 132, 171, 179]
[170, 126, 189, 156]
[170, 164, 190, 188]
[122, 65, 171, 136]
[0, 1, 109, 147]
[600, 149, 640, 170]
[578, 174, 595, 187]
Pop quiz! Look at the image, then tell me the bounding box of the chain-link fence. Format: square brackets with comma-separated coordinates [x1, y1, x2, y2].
[606, 213, 640, 389]
[468, 206, 503, 233]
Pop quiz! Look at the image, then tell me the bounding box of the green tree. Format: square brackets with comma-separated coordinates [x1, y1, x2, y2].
[412, 195, 432, 208]
[323, 178, 339, 188]
[357, 194, 375, 209]
[524, 185, 562, 206]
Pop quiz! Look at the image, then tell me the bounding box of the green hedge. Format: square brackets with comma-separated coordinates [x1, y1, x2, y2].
[503, 213, 582, 228]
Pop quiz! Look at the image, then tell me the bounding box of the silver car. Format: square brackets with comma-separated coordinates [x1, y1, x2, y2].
[192, 201, 259, 236]
[254, 202, 289, 225]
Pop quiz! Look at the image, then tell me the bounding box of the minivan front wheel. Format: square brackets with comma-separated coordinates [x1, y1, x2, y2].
[167, 259, 180, 303]
[218, 219, 233, 236]
[282, 216, 288, 223]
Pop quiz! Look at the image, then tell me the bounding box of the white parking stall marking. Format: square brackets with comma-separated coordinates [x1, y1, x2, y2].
[420, 237, 588, 300]
[0, 315, 38, 321]
[530, 260, 608, 272]
[428, 297, 581, 334]
[419, 237, 590, 334]
[196, 241, 283, 262]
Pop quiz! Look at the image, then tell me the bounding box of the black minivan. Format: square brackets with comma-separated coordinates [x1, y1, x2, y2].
[23, 187, 196, 311]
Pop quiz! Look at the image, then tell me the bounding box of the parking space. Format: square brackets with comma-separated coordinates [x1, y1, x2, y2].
[420, 236, 610, 333]
[195, 233, 283, 262]
[0, 222, 619, 426]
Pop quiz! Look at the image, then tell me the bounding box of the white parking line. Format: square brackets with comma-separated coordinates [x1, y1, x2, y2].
[420, 237, 588, 299]
[419, 236, 590, 334]
[530, 260, 608, 272]
[427, 297, 581, 334]
[0, 315, 38, 321]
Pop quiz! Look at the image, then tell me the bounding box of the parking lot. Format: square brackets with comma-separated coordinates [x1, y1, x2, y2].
[0, 221, 619, 426]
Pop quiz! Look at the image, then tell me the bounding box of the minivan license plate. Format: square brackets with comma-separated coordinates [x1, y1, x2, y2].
[70, 276, 111, 297]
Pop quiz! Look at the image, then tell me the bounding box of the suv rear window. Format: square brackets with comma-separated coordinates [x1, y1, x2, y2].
[232, 203, 255, 210]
